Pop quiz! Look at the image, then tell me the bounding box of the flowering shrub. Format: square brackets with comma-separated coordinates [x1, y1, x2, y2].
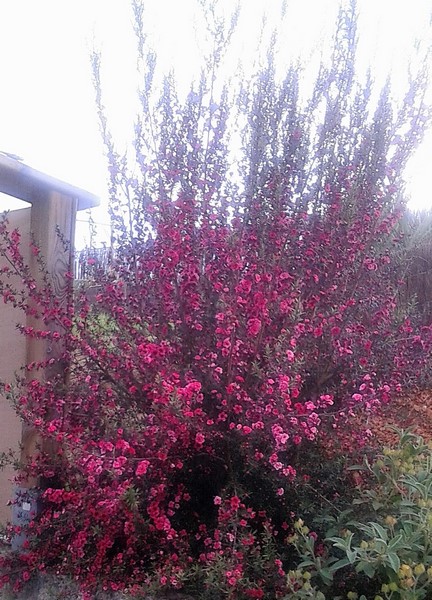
[1, 0, 432, 597]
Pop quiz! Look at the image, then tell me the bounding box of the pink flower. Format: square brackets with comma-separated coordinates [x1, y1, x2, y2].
[363, 258, 377, 271]
[280, 300, 290, 313]
[230, 496, 241, 510]
[245, 589, 264, 599]
[237, 278, 252, 295]
[195, 433, 205, 445]
[286, 349, 295, 362]
[214, 496, 222, 505]
[113, 456, 127, 469]
[186, 381, 202, 394]
[283, 465, 297, 479]
[247, 318, 262, 336]
[319, 394, 334, 406]
[135, 460, 150, 476]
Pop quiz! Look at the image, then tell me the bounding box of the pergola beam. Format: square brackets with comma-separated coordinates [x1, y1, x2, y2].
[0, 154, 99, 210]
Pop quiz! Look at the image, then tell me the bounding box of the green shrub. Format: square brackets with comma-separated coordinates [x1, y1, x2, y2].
[289, 429, 432, 599]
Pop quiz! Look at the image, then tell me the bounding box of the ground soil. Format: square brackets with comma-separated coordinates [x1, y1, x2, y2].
[360, 388, 432, 447]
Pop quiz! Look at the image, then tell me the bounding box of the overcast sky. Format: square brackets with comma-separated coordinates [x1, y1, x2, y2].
[0, 0, 431, 247]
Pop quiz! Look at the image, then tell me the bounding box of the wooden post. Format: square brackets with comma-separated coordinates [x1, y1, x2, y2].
[12, 192, 77, 549]
[22, 191, 77, 469]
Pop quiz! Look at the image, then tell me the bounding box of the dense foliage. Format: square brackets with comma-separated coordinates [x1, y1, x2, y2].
[1, 1, 432, 598]
[287, 430, 432, 600]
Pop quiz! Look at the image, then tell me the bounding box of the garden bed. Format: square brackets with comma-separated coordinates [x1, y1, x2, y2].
[360, 389, 432, 446]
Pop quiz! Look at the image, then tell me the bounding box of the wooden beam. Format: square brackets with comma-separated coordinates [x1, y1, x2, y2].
[0, 154, 99, 210]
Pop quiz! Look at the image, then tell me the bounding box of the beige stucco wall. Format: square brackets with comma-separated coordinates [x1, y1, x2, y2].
[0, 207, 31, 524]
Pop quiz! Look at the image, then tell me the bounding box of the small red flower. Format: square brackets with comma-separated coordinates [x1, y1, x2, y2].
[230, 496, 241, 511]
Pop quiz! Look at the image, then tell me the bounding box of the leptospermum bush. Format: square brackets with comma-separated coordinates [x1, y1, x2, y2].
[1, 0, 432, 597]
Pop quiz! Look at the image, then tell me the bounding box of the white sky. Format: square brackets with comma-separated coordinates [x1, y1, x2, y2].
[0, 0, 431, 248]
